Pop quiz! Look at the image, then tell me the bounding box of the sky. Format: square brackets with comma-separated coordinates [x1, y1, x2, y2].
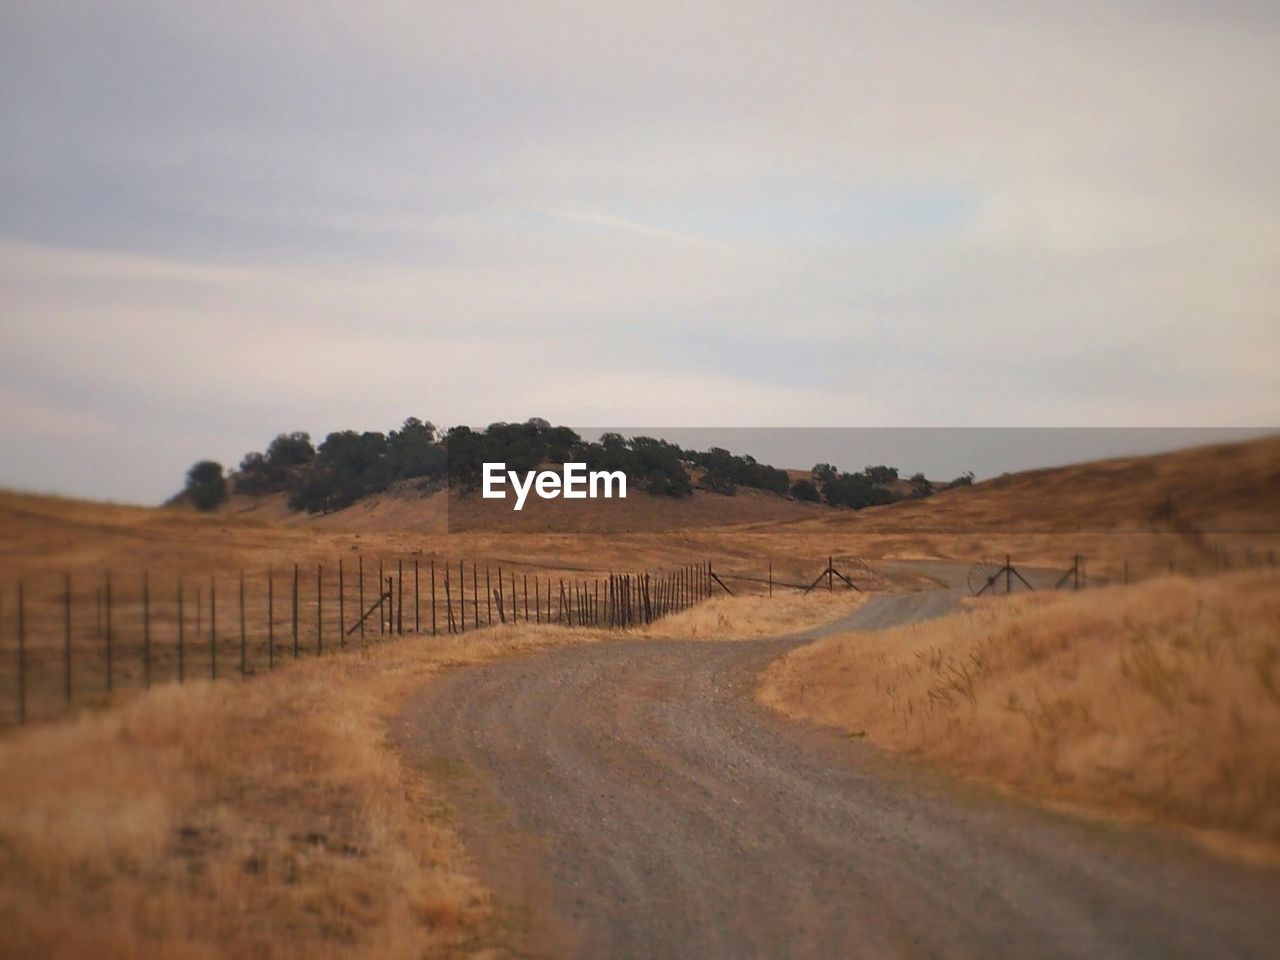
[2, 1, 1278, 504]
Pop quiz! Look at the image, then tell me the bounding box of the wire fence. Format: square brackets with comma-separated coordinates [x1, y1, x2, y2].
[4, 545, 1272, 727]
[0, 556, 715, 727]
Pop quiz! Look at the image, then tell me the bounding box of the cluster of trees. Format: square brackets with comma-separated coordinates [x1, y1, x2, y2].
[446, 422, 693, 497]
[180, 417, 978, 515]
[181, 418, 447, 514]
[788, 464, 975, 511]
[684, 448, 790, 496]
[182, 419, 708, 514]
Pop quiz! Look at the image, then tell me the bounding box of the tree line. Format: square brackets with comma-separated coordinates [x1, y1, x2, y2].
[181, 418, 975, 514]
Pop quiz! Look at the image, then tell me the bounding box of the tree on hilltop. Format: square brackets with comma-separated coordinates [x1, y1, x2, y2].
[185, 461, 228, 511]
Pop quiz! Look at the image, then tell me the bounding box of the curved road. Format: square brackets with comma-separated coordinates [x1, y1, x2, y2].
[396, 566, 1280, 958]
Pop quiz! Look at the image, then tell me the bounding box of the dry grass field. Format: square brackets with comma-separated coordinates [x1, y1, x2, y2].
[0, 434, 1277, 954]
[0, 620, 617, 959]
[634, 589, 867, 641]
[760, 570, 1280, 856]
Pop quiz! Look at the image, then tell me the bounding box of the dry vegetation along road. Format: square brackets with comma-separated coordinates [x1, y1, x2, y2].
[398, 565, 1280, 959]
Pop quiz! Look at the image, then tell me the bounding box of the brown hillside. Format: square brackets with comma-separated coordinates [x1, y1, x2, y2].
[220, 481, 830, 534]
[787, 434, 1280, 536]
[2, 435, 1276, 589]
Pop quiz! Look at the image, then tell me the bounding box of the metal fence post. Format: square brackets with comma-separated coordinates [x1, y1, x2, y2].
[64, 573, 72, 706]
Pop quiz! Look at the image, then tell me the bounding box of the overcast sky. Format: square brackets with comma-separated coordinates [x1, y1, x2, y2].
[2, 2, 1278, 503]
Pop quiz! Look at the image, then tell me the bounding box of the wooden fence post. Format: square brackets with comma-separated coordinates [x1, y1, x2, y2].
[317, 563, 323, 654]
[178, 579, 185, 684]
[472, 563, 479, 630]
[63, 573, 72, 706]
[143, 571, 151, 689]
[241, 570, 248, 675]
[16, 583, 26, 724]
[444, 566, 454, 634]
[105, 571, 113, 693]
[210, 575, 217, 680]
[268, 568, 274, 669]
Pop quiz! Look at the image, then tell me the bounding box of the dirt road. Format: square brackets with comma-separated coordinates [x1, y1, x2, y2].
[397, 567, 1280, 958]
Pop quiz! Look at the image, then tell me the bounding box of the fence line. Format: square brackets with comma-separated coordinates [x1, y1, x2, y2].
[7, 546, 1271, 727]
[0, 555, 716, 727]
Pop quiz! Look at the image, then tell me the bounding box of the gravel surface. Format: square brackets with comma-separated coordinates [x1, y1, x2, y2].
[396, 565, 1280, 959]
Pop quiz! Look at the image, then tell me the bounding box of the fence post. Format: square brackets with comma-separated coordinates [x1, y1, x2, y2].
[443, 566, 454, 633]
[459, 562, 465, 634]
[177, 578, 185, 686]
[143, 571, 151, 689]
[178, 579, 185, 684]
[472, 563, 479, 630]
[317, 563, 323, 655]
[268, 568, 274, 669]
[431, 560, 437, 636]
[526, 574, 531, 623]
[240, 570, 248, 676]
[64, 573, 72, 706]
[211, 575, 217, 680]
[105, 572, 113, 693]
[414, 559, 420, 634]
[17, 584, 26, 724]
[1006, 554, 1013, 594]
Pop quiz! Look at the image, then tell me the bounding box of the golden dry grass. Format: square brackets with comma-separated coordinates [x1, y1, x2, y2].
[0, 621, 614, 959]
[7, 433, 1278, 593]
[637, 590, 866, 641]
[0, 576, 878, 957]
[760, 570, 1280, 851]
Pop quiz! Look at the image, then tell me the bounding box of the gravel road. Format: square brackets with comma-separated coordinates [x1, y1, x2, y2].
[396, 565, 1280, 959]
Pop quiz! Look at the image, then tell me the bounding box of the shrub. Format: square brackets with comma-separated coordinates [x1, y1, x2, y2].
[184, 461, 228, 511]
[791, 479, 822, 502]
[908, 472, 933, 498]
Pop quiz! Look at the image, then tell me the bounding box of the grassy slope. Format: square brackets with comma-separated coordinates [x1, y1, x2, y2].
[0, 622, 613, 959]
[760, 570, 1280, 855]
[0, 434, 1277, 953]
